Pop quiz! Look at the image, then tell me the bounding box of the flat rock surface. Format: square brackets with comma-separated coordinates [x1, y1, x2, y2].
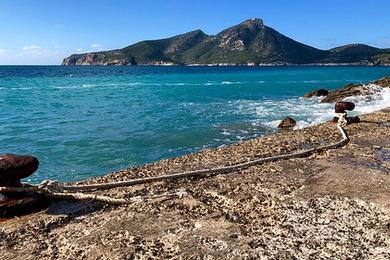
[1, 109, 390, 259]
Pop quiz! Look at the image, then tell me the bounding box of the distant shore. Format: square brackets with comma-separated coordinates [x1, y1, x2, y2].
[61, 62, 390, 67]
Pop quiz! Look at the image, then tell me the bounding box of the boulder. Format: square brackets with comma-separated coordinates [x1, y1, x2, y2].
[278, 117, 296, 128]
[0, 154, 39, 187]
[303, 89, 329, 98]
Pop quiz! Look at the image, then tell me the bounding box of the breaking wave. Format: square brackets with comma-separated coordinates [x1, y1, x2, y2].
[257, 84, 390, 129]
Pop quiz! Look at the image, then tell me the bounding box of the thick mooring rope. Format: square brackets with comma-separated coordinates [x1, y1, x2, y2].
[0, 116, 349, 205]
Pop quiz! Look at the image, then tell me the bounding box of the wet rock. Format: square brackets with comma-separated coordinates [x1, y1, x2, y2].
[303, 89, 329, 98]
[335, 101, 355, 113]
[321, 76, 390, 103]
[0, 154, 39, 187]
[372, 77, 390, 88]
[322, 84, 363, 103]
[278, 117, 296, 128]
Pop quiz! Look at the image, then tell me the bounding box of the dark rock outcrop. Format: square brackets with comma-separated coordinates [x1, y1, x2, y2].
[0, 154, 39, 187]
[278, 117, 296, 128]
[303, 89, 329, 98]
[321, 84, 363, 103]
[303, 76, 390, 103]
[321, 76, 390, 103]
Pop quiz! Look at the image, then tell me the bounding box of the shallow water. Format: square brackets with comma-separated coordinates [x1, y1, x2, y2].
[1, 66, 389, 182]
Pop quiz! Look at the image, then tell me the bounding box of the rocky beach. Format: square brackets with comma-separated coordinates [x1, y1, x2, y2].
[1, 104, 389, 259]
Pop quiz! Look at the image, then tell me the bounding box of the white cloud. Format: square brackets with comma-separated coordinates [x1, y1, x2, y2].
[90, 43, 101, 48]
[54, 45, 61, 49]
[22, 45, 42, 50]
[77, 48, 83, 52]
[0, 43, 68, 64]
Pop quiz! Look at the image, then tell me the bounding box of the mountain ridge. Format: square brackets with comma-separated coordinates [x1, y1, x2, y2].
[62, 18, 390, 66]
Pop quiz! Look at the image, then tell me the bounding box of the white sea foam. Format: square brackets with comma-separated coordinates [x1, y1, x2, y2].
[344, 84, 390, 115]
[234, 84, 390, 130]
[204, 81, 244, 86]
[167, 83, 187, 86]
[54, 82, 165, 89]
[55, 81, 251, 89]
[221, 129, 232, 135]
[221, 81, 234, 85]
[10, 87, 33, 90]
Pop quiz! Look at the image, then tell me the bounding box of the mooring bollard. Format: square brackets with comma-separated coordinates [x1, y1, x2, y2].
[0, 154, 39, 187]
[0, 154, 47, 218]
[333, 101, 359, 124]
[335, 101, 355, 113]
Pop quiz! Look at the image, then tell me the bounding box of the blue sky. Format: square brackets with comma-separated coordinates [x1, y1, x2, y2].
[0, 0, 389, 65]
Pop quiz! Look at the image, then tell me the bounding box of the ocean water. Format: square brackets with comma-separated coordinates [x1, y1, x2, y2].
[1, 66, 389, 183]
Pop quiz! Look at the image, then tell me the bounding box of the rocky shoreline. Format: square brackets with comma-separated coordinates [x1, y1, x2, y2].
[1, 107, 390, 259]
[304, 76, 390, 102]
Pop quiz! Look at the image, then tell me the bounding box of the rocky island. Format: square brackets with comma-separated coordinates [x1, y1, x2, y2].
[62, 18, 390, 66]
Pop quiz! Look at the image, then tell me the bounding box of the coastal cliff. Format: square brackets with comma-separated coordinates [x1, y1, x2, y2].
[62, 18, 390, 66]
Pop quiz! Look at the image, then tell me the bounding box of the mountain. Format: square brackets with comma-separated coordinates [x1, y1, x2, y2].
[62, 18, 390, 66]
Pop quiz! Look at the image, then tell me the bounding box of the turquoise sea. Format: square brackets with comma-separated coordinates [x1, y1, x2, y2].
[1, 66, 390, 183]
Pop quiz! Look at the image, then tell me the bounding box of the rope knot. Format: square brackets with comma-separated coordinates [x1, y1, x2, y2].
[334, 112, 348, 127]
[38, 180, 62, 193]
